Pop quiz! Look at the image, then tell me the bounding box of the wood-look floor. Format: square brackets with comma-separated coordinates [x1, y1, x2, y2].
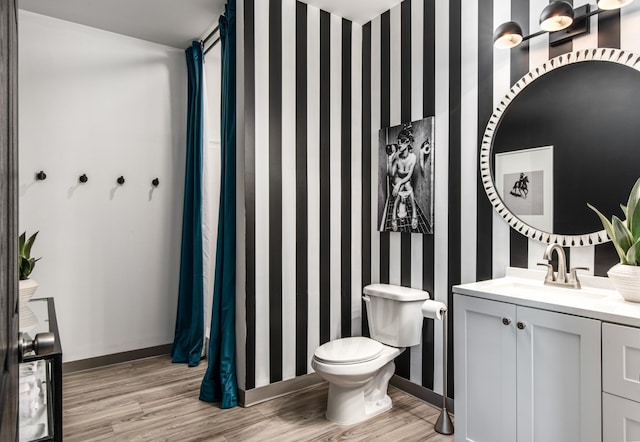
[63, 355, 454, 441]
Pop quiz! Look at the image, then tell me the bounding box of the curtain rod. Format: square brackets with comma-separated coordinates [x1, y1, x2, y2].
[202, 25, 219, 45]
[201, 24, 220, 55]
[203, 36, 220, 55]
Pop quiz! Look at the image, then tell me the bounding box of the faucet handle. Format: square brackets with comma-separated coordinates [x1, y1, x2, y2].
[568, 266, 589, 289]
[537, 262, 555, 283]
[569, 266, 589, 275]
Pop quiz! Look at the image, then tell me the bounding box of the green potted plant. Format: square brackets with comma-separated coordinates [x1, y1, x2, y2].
[18, 231, 40, 329]
[19, 231, 40, 281]
[588, 177, 640, 302]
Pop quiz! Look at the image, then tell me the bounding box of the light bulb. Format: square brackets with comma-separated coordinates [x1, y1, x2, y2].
[597, 0, 633, 10]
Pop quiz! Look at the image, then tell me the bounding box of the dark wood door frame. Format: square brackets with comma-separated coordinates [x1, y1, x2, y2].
[0, 0, 20, 439]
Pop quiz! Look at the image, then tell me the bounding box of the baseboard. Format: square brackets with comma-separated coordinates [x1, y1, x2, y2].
[390, 375, 455, 414]
[62, 343, 173, 374]
[240, 373, 324, 407]
[238, 373, 452, 413]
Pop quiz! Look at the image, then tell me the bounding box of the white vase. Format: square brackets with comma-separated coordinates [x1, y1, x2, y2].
[607, 264, 640, 303]
[18, 279, 39, 332]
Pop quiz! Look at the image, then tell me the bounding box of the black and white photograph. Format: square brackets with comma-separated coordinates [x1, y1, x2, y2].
[378, 116, 434, 234]
[494, 145, 554, 233]
[503, 170, 544, 215]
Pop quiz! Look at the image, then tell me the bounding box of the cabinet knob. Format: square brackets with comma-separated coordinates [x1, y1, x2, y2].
[502, 317, 511, 325]
[18, 332, 55, 362]
[517, 321, 526, 330]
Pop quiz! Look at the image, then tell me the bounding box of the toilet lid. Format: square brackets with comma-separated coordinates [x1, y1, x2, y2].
[314, 337, 383, 364]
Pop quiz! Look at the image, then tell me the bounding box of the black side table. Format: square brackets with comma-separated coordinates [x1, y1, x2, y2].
[20, 298, 62, 442]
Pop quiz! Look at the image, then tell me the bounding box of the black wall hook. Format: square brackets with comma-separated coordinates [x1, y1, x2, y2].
[117, 176, 125, 185]
[36, 171, 47, 181]
[79, 174, 88, 183]
[152, 178, 159, 187]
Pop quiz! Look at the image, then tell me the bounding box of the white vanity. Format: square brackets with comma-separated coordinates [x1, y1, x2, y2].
[453, 267, 640, 442]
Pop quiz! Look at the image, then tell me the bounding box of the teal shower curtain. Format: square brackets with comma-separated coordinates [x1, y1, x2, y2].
[200, 0, 238, 409]
[171, 42, 205, 368]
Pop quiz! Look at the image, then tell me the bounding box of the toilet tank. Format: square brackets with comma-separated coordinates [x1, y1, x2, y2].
[363, 284, 430, 347]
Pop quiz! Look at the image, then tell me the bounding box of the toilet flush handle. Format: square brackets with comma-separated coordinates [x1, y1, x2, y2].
[362, 295, 372, 318]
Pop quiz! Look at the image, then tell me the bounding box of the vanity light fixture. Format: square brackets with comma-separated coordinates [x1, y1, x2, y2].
[494, 0, 634, 49]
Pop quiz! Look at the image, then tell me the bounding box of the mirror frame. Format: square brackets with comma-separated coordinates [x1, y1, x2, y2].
[481, 48, 640, 247]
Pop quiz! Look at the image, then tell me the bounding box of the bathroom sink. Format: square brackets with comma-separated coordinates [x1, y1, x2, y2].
[476, 278, 610, 301]
[454, 267, 640, 329]
[453, 267, 621, 313]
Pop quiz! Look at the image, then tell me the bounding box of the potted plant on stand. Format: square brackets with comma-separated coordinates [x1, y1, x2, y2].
[589, 177, 640, 302]
[19, 231, 41, 331]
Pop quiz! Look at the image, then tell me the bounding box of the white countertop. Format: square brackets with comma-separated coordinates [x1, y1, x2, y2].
[453, 267, 640, 327]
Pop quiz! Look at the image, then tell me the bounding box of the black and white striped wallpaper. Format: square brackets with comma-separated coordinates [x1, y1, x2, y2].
[240, 0, 371, 389]
[236, 0, 640, 399]
[238, 0, 452, 395]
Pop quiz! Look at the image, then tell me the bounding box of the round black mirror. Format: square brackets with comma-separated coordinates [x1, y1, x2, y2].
[481, 48, 640, 246]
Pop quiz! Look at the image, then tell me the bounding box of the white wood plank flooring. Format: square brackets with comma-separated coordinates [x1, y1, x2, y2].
[63, 355, 454, 441]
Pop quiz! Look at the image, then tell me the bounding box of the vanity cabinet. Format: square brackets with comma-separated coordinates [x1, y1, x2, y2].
[454, 294, 601, 442]
[602, 323, 640, 441]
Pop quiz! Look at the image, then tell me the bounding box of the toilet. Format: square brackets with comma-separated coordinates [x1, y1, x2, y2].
[311, 283, 430, 425]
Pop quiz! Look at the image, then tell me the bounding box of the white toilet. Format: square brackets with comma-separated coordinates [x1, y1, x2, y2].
[311, 283, 430, 425]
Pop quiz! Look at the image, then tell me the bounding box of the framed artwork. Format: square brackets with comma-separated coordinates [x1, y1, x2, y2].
[377, 116, 434, 234]
[494, 145, 554, 233]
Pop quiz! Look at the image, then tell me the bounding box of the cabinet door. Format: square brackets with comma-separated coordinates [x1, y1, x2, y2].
[602, 322, 640, 402]
[603, 392, 640, 441]
[454, 295, 517, 442]
[516, 306, 601, 442]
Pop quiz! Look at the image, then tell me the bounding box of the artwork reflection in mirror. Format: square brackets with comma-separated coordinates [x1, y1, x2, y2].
[378, 116, 434, 234]
[495, 146, 553, 233]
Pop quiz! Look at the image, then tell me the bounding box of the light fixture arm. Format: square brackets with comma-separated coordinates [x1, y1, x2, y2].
[574, 4, 617, 21]
[584, 6, 605, 18]
[521, 30, 547, 43]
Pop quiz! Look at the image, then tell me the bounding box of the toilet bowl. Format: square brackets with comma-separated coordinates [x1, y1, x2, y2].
[311, 284, 429, 425]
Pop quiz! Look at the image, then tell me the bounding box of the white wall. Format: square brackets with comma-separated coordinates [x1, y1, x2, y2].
[18, 11, 187, 362]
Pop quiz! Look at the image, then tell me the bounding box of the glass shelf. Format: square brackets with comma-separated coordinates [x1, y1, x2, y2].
[21, 299, 51, 356]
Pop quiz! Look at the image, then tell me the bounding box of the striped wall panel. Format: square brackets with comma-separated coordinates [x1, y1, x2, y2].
[364, 0, 450, 395]
[269, 0, 283, 385]
[351, 22, 363, 339]
[295, 0, 308, 378]
[361, 22, 372, 340]
[239, 0, 450, 394]
[242, 0, 256, 391]
[241, 0, 369, 388]
[305, 4, 320, 374]
[447, 0, 461, 396]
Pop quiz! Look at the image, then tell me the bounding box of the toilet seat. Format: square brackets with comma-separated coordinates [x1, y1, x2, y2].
[314, 337, 383, 365]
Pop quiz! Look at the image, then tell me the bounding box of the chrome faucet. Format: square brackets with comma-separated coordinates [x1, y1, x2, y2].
[537, 244, 589, 289]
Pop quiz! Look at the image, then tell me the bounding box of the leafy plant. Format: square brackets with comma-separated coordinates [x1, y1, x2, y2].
[19, 231, 41, 280]
[588, 177, 640, 266]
